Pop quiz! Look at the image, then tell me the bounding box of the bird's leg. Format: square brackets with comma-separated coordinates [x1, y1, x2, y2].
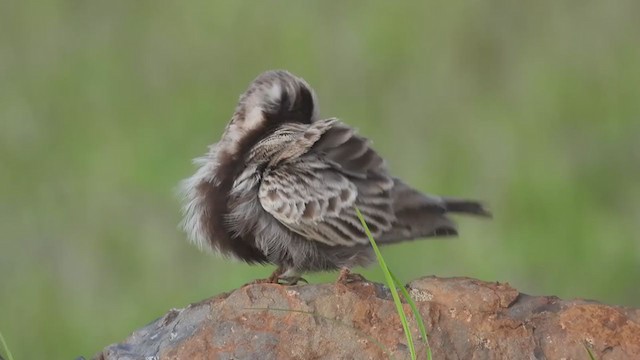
[277, 276, 308, 286]
[243, 267, 308, 286]
[276, 268, 307, 285]
[242, 267, 284, 287]
[336, 267, 367, 284]
[267, 267, 285, 283]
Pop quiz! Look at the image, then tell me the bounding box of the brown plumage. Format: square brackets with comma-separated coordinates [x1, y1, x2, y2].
[180, 70, 491, 284]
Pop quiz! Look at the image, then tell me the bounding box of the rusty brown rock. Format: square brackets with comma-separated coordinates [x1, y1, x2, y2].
[95, 276, 640, 360]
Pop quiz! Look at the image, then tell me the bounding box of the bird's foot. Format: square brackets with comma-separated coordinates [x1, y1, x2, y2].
[275, 268, 307, 285]
[243, 267, 307, 286]
[267, 267, 285, 283]
[336, 268, 367, 284]
[276, 276, 308, 286]
[242, 267, 283, 287]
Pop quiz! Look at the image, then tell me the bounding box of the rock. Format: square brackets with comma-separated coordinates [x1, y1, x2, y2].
[94, 276, 640, 360]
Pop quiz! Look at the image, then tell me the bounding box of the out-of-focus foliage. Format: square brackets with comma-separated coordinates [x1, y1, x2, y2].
[1, 1, 638, 359]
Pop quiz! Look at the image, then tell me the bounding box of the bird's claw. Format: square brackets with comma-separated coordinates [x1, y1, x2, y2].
[243, 268, 307, 286]
[277, 276, 308, 285]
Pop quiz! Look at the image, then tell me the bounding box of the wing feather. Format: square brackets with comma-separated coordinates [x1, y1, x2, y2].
[258, 119, 395, 247]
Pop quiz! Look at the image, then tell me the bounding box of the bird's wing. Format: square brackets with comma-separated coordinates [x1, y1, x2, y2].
[258, 119, 395, 246]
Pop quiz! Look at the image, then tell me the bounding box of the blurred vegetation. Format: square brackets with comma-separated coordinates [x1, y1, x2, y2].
[1, 1, 639, 359]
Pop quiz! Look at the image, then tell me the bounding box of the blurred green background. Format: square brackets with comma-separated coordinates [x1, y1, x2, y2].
[1, 1, 639, 359]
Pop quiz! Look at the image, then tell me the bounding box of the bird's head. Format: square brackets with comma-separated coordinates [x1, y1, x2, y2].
[222, 70, 318, 145]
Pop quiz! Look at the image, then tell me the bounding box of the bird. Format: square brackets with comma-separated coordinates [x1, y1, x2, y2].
[179, 70, 491, 285]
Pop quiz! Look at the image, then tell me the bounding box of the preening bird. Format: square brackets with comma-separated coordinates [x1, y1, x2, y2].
[180, 70, 491, 285]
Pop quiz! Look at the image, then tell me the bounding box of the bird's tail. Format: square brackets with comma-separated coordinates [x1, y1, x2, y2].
[441, 198, 492, 218]
[377, 179, 491, 244]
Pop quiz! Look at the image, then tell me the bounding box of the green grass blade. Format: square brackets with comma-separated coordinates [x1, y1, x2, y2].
[247, 307, 394, 360]
[355, 207, 417, 360]
[584, 344, 597, 360]
[0, 330, 15, 360]
[390, 271, 432, 360]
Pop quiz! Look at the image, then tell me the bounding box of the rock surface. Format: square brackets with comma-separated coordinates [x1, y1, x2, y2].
[95, 276, 640, 360]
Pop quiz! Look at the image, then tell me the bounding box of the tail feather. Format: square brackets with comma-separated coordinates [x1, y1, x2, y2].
[442, 198, 492, 218]
[377, 178, 490, 244]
